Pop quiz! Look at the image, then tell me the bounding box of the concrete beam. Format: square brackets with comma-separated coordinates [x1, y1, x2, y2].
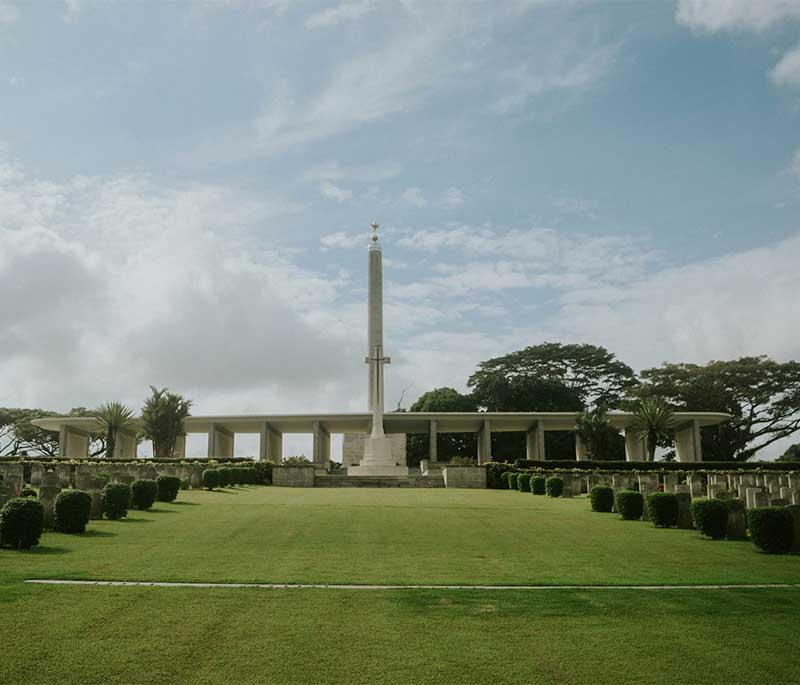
[525, 422, 545, 461]
[207, 423, 235, 458]
[674, 420, 702, 463]
[259, 422, 283, 462]
[477, 419, 492, 465]
[429, 420, 438, 463]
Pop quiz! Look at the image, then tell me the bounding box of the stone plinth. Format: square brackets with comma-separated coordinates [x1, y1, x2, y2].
[347, 435, 409, 476]
[442, 467, 486, 489]
[342, 433, 406, 467]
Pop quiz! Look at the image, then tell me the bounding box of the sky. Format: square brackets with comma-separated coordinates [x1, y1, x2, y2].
[1, 0, 799, 458]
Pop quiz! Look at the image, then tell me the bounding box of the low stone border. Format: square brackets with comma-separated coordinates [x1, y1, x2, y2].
[25, 580, 800, 591]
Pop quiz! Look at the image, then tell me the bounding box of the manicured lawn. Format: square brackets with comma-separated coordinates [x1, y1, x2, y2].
[2, 487, 799, 683]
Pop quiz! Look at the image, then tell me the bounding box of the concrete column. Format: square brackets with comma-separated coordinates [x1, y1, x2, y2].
[312, 421, 330, 467]
[674, 420, 702, 463]
[575, 434, 588, 461]
[207, 423, 234, 458]
[429, 420, 438, 463]
[624, 429, 646, 462]
[113, 430, 138, 460]
[525, 422, 545, 461]
[173, 434, 186, 459]
[59, 426, 90, 459]
[477, 419, 492, 465]
[259, 422, 283, 462]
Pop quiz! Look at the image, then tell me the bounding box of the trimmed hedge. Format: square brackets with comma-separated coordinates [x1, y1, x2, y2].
[21, 488, 37, 498]
[507, 473, 519, 490]
[131, 480, 158, 510]
[0, 497, 44, 549]
[517, 473, 532, 492]
[202, 469, 220, 490]
[531, 477, 546, 495]
[690, 498, 728, 540]
[156, 475, 181, 502]
[615, 490, 644, 520]
[54, 489, 92, 533]
[501, 471, 514, 489]
[512, 459, 800, 472]
[646, 492, 678, 528]
[485, 462, 516, 489]
[545, 477, 564, 498]
[101, 483, 131, 520]
[590, 485, 614, 513]
[747, 507, 794, 554]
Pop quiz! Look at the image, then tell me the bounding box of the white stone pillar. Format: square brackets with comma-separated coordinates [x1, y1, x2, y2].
[575, 434, 588, 461]
[674, 420, 702, 463]
[60, 426, 90, 459]
[113, 430, 138, 460]
[312, 421, 330, 467]
[477, 419, 492, 465]
[526, 422, 545, 461]
[429, 420, 438, 463]
[624, 429, 646, 462]
[173, 434, 186, 459]
[207, 423, 234, 458]
[259, 422, 283, 462]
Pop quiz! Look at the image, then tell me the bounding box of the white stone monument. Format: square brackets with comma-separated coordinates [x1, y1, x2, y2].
[348, 222, 410, 477]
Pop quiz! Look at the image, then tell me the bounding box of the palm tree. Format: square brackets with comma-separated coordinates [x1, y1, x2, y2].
[575, 407, 622, 460]
[629, 398, 675, 462]
[93, 402, 137, 460]
[141, 386, 192, 459]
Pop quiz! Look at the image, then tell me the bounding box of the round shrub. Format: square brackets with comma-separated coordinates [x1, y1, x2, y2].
[690, 498, 728, 540]
[54, 489, 92, 534]
[747, 507, 794, 554]
[501, 471, 514, 489]
[646, 492, 678, 528]
[0, 497, 44, 549]
[131, 480, 158, 510]
[202, 469, 220, 490]
[545, 477, 564, 498]
[507, 473, 519, 490]
[517, 473, 532, 492]
[615, 490, 644, 520]
[531, 477, 546, 495]
[156, 475, 181, 503]
[21, 488, 37, 498]
[590, 485, 614, 513]
[101, 483, 131, 520]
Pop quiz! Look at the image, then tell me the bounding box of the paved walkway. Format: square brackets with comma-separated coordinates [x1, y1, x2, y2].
[25, 579, 800, 590]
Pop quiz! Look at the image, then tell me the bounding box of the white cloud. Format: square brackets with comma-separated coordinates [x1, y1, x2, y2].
[302, 160, 403, 183]
[305, 0, 377, 30]
[791, 147, 800, 178]
[401, 187, 427, 208]
[0, 1, 18, 24]
[319, 231, 365, 250]
[8, 75, 24, 86]
[319, 180, 353, 203]
[675, 0, 800, 33]
[771, 44, 800, 87]
[439, 187, 464, 210]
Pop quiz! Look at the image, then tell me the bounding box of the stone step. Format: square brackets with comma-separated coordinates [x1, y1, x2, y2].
[314, 475, 445, 488]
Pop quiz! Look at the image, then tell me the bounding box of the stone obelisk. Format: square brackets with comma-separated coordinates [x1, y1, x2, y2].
[348, 221, 409, 476]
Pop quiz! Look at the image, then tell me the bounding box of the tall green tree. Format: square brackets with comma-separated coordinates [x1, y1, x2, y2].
[140, 387, 192, 459]
[468, 342, 636, 409]
[407, 388, 477, 465]
[629, 399, 676, 462]
[92, 402, 136, 460]
[634, 356, 800, 461]
[575, 407, 626, 461]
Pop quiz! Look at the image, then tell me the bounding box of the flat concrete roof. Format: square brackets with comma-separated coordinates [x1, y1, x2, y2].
[32, 411, 731, 435]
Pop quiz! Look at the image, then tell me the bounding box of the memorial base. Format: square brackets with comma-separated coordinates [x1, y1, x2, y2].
[347, 435, 409, 476]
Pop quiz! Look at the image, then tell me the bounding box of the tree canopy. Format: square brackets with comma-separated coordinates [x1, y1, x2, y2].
[468, 342, 635, 409]
[635, 356, 800, 461]
[140, 387, 192, 459]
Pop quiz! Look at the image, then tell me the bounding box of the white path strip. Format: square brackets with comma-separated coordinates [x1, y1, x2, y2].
[24, 580, 800, 591]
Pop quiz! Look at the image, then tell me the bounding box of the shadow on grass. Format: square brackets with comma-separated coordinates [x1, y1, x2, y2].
[171, 501, 199, 506]
[82, 529, 116, 538]
[30, 545, 71, 555]
[147, 508, 178, 514]
[119, 517, 154, 524]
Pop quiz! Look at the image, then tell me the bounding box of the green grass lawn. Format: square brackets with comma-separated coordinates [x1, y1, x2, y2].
[2, 486, 799, 684]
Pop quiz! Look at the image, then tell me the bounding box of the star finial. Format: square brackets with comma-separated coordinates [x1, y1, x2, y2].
[370, 220, 379, 242]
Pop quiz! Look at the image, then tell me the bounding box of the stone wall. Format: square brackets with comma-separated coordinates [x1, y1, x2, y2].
[272, 466, 315, 487]
[442, 466, 486, 489]
[342, 433, 407, 467]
